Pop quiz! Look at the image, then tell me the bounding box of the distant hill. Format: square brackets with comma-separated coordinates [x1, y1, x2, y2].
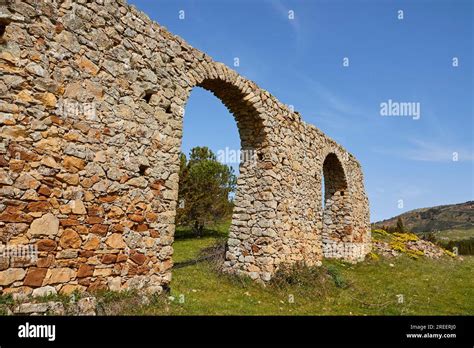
[374, 201, 474, 234]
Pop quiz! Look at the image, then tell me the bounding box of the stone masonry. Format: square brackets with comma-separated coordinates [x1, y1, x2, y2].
[0, 0, 370, 296]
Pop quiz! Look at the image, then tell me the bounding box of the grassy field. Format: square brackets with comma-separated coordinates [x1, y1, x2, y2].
[435, 228, 474, 241]
[173, 222, 229, 263]
[3, 224, 471, 316]
[92, 225, 474, 316]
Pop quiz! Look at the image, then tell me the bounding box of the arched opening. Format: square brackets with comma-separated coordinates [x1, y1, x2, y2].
[172, 77, 267, 278]
[321, 153, 352, 248]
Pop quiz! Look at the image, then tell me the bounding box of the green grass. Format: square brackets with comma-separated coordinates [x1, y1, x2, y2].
[100, 254, 473, 315]
[102, 224, 473, 315]
[6, 223, 472, 316]
[173, 222, 229, 263]
[435, 228, 474, 241]
[160, 256, 474, 315]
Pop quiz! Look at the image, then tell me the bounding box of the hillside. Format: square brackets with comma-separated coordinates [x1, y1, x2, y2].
[374, 201, 474, 234]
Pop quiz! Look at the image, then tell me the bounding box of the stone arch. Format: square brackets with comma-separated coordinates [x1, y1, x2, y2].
[196, 78, 267, 152]
[175, 66, 274, 279]
[0, 0, 371, 295]
[320, 152, 353, 250]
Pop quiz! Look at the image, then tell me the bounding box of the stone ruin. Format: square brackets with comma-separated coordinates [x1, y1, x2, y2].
[0, 0, 371, 296]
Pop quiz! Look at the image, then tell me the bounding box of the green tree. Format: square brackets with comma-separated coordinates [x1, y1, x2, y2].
[396, 217, 405, 233]
[176, 147, 236, 236]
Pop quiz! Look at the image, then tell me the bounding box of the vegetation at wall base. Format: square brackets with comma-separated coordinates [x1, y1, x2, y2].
[3, 223, 471, 316]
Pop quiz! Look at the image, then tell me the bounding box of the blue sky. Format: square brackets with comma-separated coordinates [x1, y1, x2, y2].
[129, 0, 473, 222]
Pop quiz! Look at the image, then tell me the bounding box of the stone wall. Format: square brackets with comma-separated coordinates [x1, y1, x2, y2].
[0, 0, 370, 296]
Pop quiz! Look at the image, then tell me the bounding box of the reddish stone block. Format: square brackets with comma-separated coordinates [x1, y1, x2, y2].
[130, 251, 146, 265]
[0, 206, 33, 223]
[87, 280, 107, 292]
[37, 239, 57, 251]
[78, 278, 91, 286]
[8, 144, 39, 161]
[137, 265, 150, 275]
[38, 185, 52, 196]
[102, 254, 117, 264]
[37, 255, 54, 268]
[0, 155, 8, 166]
[149, 229, 160, 238]
[128, 214, 144, 223]
[77, 264, 94, 278]
[145, 212, 158, 222]
[50, 115, 64, 125]
[23, 267, 47, 287]
[60, 218, 80, 227]
[150, 180, 164, 190]
[9, 160, 25, 172]
[90, 224, 108, 236]
[26, 201, 51, 212]
[136, 223, 148, 232]
[87, 216, 103, 224]
[98, 195, 118, 203]
[73, 225, 89, 234]
[79, 250, 95, 258]
[116, 253, 128, 263]
[111, 224, 125, 232]
[87, 206, 103, 216]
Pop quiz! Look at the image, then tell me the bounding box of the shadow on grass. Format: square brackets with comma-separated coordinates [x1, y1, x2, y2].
[174, 223, 229, 240]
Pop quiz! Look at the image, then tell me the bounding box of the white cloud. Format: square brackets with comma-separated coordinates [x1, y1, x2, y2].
[405, 139, 473, 162]
[373, 139, 474, 162]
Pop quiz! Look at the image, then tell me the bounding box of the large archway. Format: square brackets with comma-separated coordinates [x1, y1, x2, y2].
[174, 75, 271, 279]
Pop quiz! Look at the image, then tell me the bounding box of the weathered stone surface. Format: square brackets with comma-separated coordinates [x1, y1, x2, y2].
[44, 268, 76, 285]
[23, 268, 48, 287]
[59, 229, 82, 249]
[126, 177, 148, 188]
[63, 156, 85, 171]
[0, 0, 370, 295]
[76, 57, 100, 75]
[83, 235, 100, 250]
[56, 173, 80, 185]
[32, 285, 57, 297]
[13, 301, 65, 315]
[28, 213, 59, 237]
[70, 199, 86, 215]
[130, 251, 146, 265]
[105, 234, 126, 249]
[77, 297, 97, 316]
[60, 284, 86, 295]
[14, 174, 40, 190]
[0, 169, 13, 185]
[37, 239, 57, 251]
[0, 268, 26, 286]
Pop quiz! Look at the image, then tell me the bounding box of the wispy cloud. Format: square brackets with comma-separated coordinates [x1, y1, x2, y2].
[300, 77, 366, 117]
[407, 139, 474, 162]
[294, 74, 372, 132]
[267, 0, 303, 43]
[374, 139, 474, 162]
[397, 185, 425, 199]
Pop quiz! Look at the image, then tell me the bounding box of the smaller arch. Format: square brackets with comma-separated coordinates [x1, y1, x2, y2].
[321, 152, 353, 246]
